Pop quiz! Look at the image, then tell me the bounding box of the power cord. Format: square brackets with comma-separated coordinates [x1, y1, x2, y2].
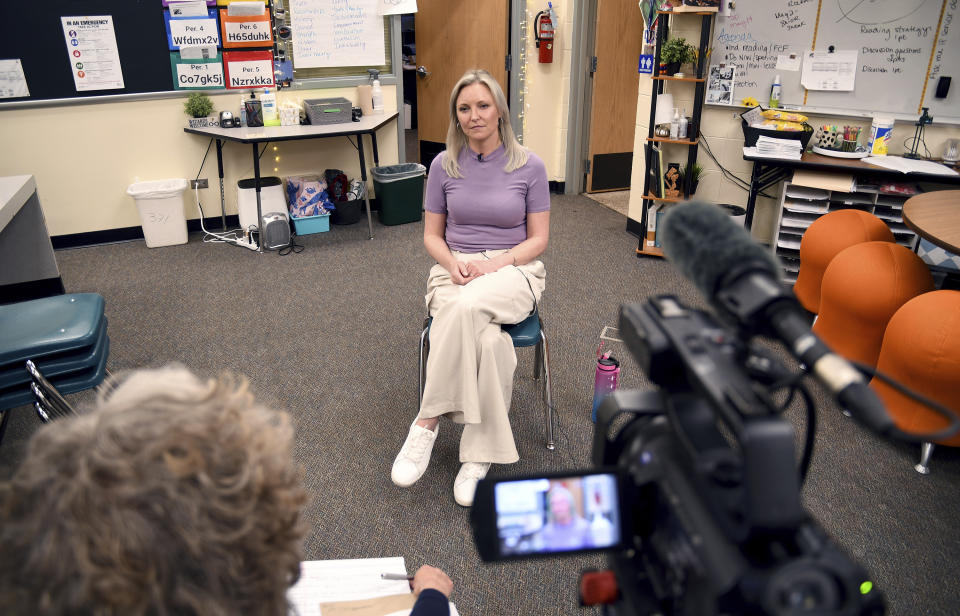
[698, 132, 778, 200]
[192, 138, 258, 250]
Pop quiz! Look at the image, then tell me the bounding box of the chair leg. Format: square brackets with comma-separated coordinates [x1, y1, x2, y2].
[533, 337, 543, 380]
[26, 361, 77, 418]
[915, 441, 935, 475]
[30, 383, 71, 420]
[0, 409, 10, 447]
[33, 401, 51, 423]
[418, 325, 429, 408]
[538, 330, 556, 451]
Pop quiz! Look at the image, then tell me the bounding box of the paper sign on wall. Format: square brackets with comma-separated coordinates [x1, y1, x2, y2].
[223, 50, 274, 88]
[220, 10, 273, 47]
[170, 52, 224, 89]
[379, 0, 417, 15]
[290, 0, 385, 68]
[0, 59, 30, 98]
[61, 16, 125, 92]
[165, 9, 221, 50]
[170, 1, 211, 17]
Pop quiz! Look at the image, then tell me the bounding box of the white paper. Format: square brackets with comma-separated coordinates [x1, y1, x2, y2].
[61, 16, 124, 92]
[223, 18, 272, 45]
[227, 1, 267, 16]
[286, 557, 459, 616]
[0, 59, 29, 98]
[290, 0, 386, 68]
[175, 61, 224, 88]
[169, 17, 221, 48]
[801, 50, 857, 91]
[379, 0, 417, 15]
[169, 1, 209, 17]
[179, 46, 218, 60]
[743, 146, 802, 161]
[776, 53, 801, 72]
[863, 156, 959, 176]
[706, 64, 736, 105]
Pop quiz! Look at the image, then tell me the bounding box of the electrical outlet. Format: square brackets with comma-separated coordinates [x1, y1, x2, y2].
[190, 178, 209, 189]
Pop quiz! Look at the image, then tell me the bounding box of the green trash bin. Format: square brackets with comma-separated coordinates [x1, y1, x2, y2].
[372, 163, 426, 225]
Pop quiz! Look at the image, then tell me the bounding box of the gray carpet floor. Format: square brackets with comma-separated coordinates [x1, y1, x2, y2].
[2, 194, 958, 615]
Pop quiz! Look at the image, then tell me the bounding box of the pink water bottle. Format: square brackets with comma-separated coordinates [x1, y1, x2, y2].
[592, 352, 620, 422]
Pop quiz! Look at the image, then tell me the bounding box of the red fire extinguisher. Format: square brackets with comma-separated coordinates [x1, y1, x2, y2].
[535, 4, 555, 64]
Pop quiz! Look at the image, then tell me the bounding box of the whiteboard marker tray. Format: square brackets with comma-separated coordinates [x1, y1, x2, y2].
[812, 146, 869, 159]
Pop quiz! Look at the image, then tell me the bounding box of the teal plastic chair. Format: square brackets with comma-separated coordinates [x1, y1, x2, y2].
[0, 293, 109, 444]
[418, 309, 555, 450]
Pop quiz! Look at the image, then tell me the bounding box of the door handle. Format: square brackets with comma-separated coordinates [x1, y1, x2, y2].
[416, 65, 430, 78]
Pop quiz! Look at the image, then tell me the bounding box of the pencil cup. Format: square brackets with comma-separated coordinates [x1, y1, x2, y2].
[842, 138, 857, 152]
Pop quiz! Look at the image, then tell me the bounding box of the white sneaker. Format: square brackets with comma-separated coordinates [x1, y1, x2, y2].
[391, 422, 438, 487]
[453, 462, 491, 507]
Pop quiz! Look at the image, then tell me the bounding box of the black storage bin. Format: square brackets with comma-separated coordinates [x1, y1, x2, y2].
[331, 199, 363, 225]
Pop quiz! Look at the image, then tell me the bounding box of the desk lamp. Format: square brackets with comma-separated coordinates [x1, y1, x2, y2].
[904, 107, 933, 159]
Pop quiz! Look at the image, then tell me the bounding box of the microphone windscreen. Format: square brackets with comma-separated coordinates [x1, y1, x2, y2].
[660, 202, 781, 297]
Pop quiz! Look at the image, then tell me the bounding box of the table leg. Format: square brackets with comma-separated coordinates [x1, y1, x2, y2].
[358, 134, 374, 239]
[253, 142, 264, 253]
[371, 131, 380, 166]
[216, 139, 226, 230]
[745, 161, 762, 230]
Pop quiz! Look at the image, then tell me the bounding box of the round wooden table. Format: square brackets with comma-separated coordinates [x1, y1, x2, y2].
[902, 190, 960, 254]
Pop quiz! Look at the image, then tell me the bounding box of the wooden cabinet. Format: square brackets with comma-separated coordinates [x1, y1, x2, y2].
[772, 182, 918, 284]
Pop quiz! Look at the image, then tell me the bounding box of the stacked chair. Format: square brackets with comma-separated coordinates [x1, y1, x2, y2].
[0, 293, 109, 444]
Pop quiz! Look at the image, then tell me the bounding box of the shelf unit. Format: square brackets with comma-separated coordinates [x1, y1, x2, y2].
[637, 10, 715, 258]
[772, 182, 919, 285]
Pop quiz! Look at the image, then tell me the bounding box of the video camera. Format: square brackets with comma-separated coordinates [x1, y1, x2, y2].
[471, 297, 885, 615]
[470, 202, 894, 615]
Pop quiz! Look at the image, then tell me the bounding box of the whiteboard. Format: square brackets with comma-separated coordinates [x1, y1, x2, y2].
[289, 0, 386, 68]
[708, 0, 959, 122]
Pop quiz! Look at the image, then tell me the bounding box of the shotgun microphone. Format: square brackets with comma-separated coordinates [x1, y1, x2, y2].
[660, 202, 893, 435]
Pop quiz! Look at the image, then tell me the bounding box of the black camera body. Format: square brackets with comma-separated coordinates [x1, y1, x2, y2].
[472, 296, 885, 615]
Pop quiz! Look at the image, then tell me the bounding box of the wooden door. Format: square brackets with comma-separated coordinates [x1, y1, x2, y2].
[586, 0, 644, 192]
[414, 0, 510, 170]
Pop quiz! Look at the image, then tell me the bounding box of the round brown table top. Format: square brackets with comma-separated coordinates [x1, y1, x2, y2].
[902, 190, 960, 254]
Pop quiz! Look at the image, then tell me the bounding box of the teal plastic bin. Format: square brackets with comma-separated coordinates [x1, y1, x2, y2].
[372, 163, 426, 226]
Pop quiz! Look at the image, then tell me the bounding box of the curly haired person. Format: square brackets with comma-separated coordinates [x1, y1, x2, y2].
[0, 365, 452, 615]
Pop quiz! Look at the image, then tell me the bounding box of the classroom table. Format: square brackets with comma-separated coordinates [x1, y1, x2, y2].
[742, 152, 960, 230]
[902, 190, 960, 254]
[0, 175, 63, 303]
[185, 113, 399, 248]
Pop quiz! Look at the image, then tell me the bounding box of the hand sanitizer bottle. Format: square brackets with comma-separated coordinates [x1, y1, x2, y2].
[670, 108, 680, 139]
[368, 69, 384, 114]
[261, 87, 279, 126]
[678, 108, 688, 139]
[769, 74, 782, 108]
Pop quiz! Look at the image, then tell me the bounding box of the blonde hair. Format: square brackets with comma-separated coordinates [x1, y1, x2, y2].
[442, 69, 528, 178]
[0, 365, 307, 615]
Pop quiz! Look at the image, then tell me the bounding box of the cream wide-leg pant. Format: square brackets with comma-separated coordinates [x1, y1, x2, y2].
[418, 249, 546, 464]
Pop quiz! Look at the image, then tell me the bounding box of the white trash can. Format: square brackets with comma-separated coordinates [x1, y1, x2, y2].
[126, 179, 189, 248]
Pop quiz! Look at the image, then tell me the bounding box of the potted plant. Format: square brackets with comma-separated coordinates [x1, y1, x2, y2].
[661, 37, 696, 76]
[679, 161, 704, 194]
[184, 92, 216, 128]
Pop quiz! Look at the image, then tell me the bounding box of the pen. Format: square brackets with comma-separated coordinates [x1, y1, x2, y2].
[381, 572, 415, 581]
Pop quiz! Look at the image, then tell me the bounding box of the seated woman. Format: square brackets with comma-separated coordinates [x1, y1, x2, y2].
[0, 365, 452, 615]
[391, 69, 550, 507]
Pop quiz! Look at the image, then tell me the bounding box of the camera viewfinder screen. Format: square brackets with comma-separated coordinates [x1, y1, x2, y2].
[494, 474, 621, 556]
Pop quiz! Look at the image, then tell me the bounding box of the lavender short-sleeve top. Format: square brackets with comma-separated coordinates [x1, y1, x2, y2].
[424, 144, 550, 253]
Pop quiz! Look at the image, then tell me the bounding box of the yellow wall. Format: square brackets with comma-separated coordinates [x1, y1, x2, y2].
[628, 15, 960, 243]
[0, 87, 399, 237]
[521, 0, 572, 181]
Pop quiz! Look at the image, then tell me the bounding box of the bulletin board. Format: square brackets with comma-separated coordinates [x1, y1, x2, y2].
[0, 0, 390, 104]
[707, 0, 959, 122]
[0, 1, 176, 101]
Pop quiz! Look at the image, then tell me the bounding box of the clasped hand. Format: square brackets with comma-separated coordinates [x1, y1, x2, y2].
[451, 259, 501, 284]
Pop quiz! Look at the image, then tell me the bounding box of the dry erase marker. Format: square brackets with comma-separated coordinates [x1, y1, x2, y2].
[381, 572, 414, 581]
